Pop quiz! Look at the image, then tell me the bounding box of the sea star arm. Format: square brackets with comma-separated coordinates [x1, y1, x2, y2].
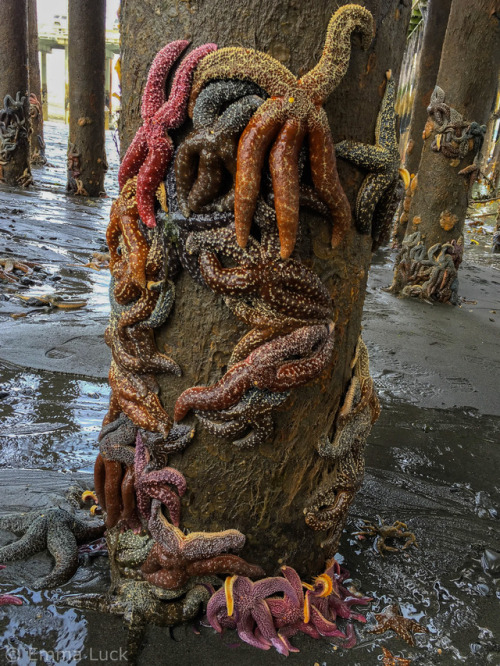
[118, 128, 148, 190]
[198, 252, 259, 296]
[335, 141, 392, 171]
[136, 133, 174, 228]
[298, 5, 374, 104]
[269, 118, 307, 259]
[141, 40, 190, 120]
[308, 111, 352, 248]
[234, 100, 285, 248]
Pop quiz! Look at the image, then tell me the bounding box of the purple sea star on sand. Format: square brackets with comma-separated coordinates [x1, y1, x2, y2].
[207, 574, 299, 655]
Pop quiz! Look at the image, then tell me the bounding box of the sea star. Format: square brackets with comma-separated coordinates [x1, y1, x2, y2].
[318, 336, 380, 461]
[304, 439, 366, 543]
[118, 41, 217, 228]
[141, 500, 265, 589]
[369, 603, 428, 646]
[381, 646, 412, 665]
[188, 5, 374, 258]
[107, 177, 149, 300]
[303, 559, 371, 637]
[266, 565, 353, 653]
[174, 323, 334, 422]
[0, 509, 104, 589]
[108, 360, 173, 437]
[193, 387, 290, 448]
[61, 579, 211, 664]
[353, 517, 418, 556]
[206, 574, 299, 654]
[134, 431, 187, 526]
[335, 70, 410, 248]
[175, 83, 264, 215]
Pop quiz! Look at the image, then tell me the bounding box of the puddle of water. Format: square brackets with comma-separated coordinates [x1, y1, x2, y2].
[0, 362, 108, 472]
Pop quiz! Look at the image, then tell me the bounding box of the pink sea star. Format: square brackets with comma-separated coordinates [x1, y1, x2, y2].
[207, 574, 299, 655]
[118, 40, 217, 228]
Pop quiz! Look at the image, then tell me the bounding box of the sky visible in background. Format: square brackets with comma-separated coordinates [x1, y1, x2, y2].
[37, 0, 121, 120]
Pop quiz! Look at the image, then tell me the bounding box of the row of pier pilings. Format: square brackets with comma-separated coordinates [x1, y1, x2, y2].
[0, 0, 107, 196]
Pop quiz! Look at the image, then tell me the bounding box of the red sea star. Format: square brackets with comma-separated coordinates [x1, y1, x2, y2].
[118, 41, 217, 228]
[188, 4, 374, 258]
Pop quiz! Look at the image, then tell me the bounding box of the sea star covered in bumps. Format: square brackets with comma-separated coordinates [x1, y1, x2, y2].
[188, 4, 375, 258]
[61, 579, 211, 665]
[335, 70, 410, 248]
[174, 323, 335, 422]
[206, 559, 371, 655]
[193, 387, 290, 449]
[118, 40, 217, 228]
[0, 509, 104, 589]
[175, 81, 265, 215]
[141, 500, 265, 590]
[134, 431, 187, 526]
[369, 603, 428, 646]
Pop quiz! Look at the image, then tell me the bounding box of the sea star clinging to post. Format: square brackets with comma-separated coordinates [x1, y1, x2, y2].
[188, 4, 375, 258]
[118, 40, 217, 228]
[335, 70, 410, 249]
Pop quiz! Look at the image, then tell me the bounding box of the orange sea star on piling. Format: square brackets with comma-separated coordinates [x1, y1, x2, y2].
[188, 4, 374, 258]
[118, 41, 217, 228]
[141, 500, 265, 589]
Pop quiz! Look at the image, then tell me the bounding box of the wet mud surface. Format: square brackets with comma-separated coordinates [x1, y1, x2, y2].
[0, 123, 499, 664]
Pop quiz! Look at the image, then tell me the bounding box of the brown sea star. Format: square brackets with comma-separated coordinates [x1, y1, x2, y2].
[174, 323, 334, 422]
[141, 500, 265, 589]
[335, 70, 410, 248]
[369, 603, 428, 646]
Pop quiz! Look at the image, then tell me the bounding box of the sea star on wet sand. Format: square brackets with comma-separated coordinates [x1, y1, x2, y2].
[118, 41, 217, 228]
[369, 603, 428, 646]
[0, 509, 104, 589]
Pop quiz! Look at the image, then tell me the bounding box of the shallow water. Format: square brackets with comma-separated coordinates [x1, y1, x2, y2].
[0, 123, 499, 664]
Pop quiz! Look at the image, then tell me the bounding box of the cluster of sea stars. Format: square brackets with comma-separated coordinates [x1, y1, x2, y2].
[206, 558, 372, 655]
[187, 4, 375, 258]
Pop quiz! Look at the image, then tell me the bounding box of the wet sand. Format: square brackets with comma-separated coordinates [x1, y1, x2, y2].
[0, 122, 499, 665]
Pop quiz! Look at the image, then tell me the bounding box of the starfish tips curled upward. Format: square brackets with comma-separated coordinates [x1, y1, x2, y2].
[335, 70, 410, 249]
[188, 4, 374, 258]
[140, 500, 265, 590]
[0, 509, 104, 589]
[118, 40, 217, 228]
